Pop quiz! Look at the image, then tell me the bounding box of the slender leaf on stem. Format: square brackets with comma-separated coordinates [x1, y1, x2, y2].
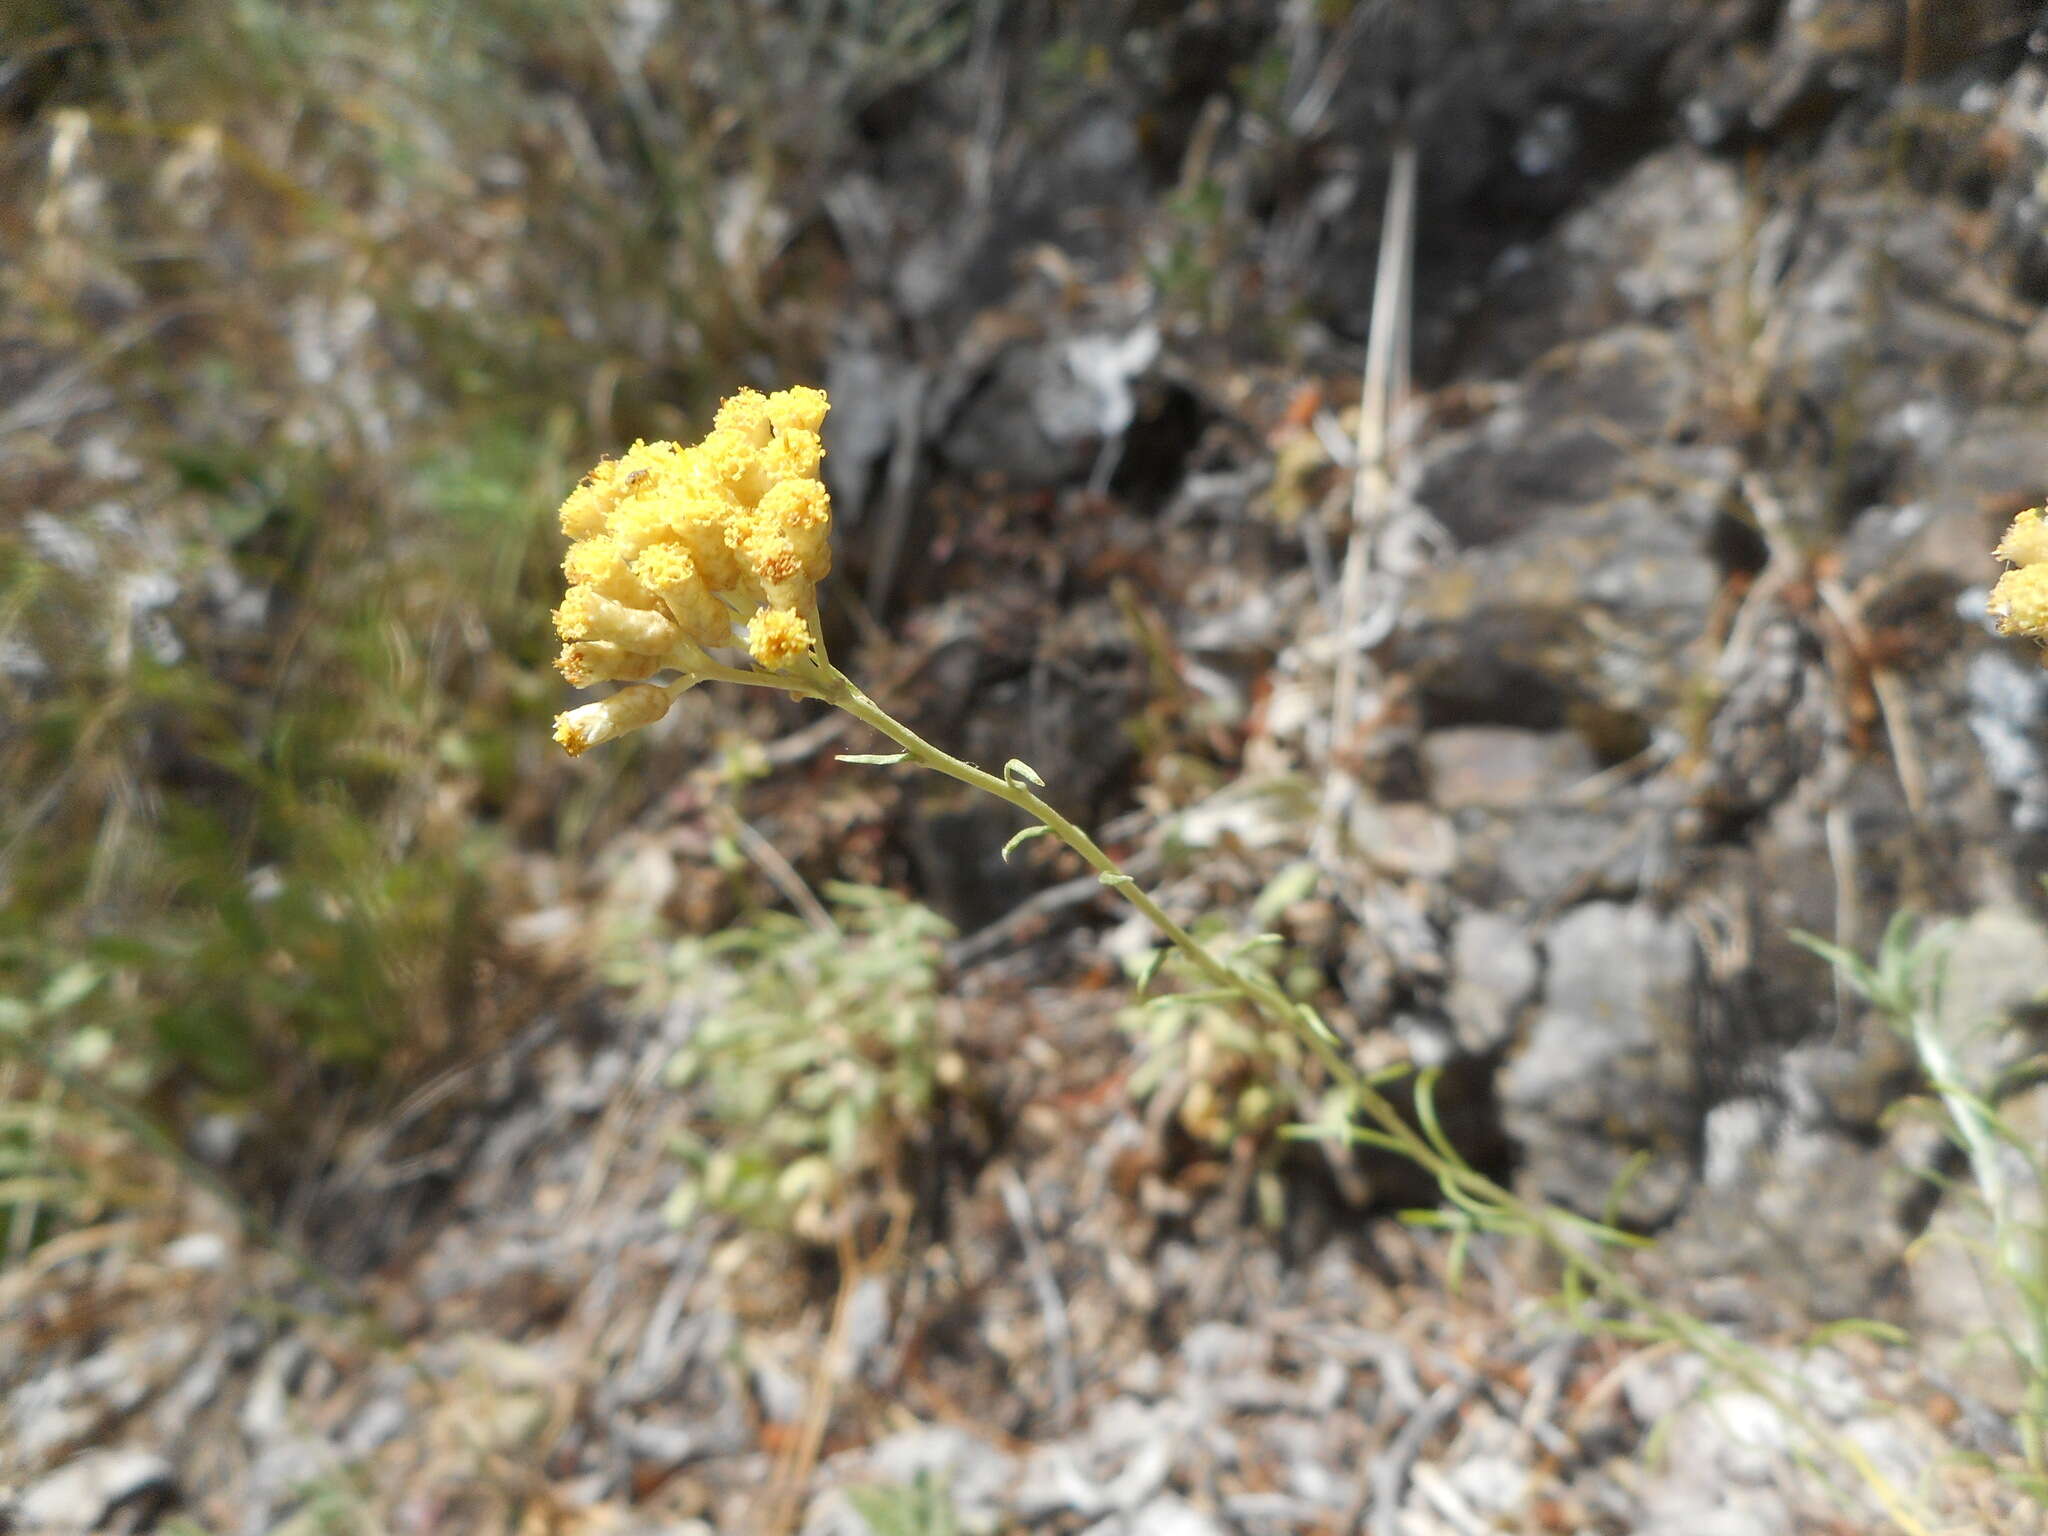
[1000, 824, 1051, 862]
[1133, 946, 1169, 998]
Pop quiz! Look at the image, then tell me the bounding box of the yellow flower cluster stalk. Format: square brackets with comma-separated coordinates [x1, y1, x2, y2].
[551, 385, 833, 755]
[1989, 508, 2048, 640]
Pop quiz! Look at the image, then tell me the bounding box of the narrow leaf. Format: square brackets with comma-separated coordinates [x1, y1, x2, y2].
[837, 752, 909, 766]
[1134, 946, 1169, 998]
[1000, 825, 1050, 863]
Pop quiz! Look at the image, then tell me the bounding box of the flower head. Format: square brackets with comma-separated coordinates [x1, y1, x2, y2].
[746, 607, 814, 672]
[1991, 508, 2048, 641]
[1996, 508, 2048, 576]
[550, 386, 835, 753]
[1990, 565, 2048, 639]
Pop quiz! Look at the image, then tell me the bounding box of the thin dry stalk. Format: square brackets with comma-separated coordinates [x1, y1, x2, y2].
[759, 1229, 865, 1536]
[1317, 137, 1416, 859]
[1814, 573, 1930, 821]
[715, 804, 840, 938]
[998, 1162, 1077, 1429]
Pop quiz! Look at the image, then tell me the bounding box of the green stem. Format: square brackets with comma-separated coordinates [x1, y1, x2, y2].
[814, 660, 1940, 1536]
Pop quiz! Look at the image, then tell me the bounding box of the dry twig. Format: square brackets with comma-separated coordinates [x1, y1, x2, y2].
[1317, 135, 1416, 862]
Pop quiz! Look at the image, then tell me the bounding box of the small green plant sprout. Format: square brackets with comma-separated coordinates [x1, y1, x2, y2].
[1796, 910, 2048, 1485]
[0, 963, 108, 1256]
[659, 884, 955, 1244]
[844, 1470, 961, 1536]
[1122, 863, 1329, 1224]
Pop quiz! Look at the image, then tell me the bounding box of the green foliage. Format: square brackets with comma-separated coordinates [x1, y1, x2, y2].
[646, 884, 955, 1243]
[1792, 909, 1954, 1026]
[1121, 863, 1328, 1222]
[3, 0, 992, 1171]
[1797, 911, 2048, 1478]
[0, 963, 107, 1255]
[1125, 927, 1317, 1142]
[845, 1471, 961, 1536]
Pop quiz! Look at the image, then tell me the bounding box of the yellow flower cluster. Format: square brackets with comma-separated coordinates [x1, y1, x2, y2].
[1990, 508, 2048, 641]
[551, 386, 832, 756]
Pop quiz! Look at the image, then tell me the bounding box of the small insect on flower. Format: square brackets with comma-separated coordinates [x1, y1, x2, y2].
[549, 387, 835, 754]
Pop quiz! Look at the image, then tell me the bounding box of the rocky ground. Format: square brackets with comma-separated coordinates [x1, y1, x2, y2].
[8, 2, 2048, 1532]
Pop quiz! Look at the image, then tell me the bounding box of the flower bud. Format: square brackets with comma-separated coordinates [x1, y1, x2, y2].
[758, 478, 832, 580]
[1989, 564, 2048, 639]
[1996, 508, 2048, 569]
[558, 457, 623, 539]
[554, 585, 682, 653]
[552, 683, 673, 756]
[713, 387, 774, 447]
[555, 641, 661, 687]
[563, 536, 656, 607]
[732, 524, 808, 610]
[633, 542, 734, 648]
[766, 385, 830, 435]
[762, 428, 824, 483]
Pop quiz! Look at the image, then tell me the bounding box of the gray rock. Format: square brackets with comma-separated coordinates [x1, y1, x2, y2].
[1082, 1497, 1228, 1536]
[1421, 727, 1597, 811]
[1966, 649, 2048, 834]
[1401, 482, 1721, 730]
[1410, 326, 1701, 551]
[1925, 906, 2048, 1075]
[1661, 1115, 1912, 1321]
[1459, 802, 1662, 908]
[1502, 902, 1698, 1223]
[1445, 911, 1540, 1056]
[16, 1449, 173, 1534]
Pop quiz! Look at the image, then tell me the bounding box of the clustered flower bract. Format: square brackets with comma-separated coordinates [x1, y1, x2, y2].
[550, 386, 831, 755]
[1989, 507, 2048, 642]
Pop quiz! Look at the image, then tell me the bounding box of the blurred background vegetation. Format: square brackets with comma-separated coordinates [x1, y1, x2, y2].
[0, 0, 984, 1193]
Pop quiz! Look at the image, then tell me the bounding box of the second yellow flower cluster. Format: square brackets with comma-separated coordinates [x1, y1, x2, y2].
[1990, 508, 2048, 641]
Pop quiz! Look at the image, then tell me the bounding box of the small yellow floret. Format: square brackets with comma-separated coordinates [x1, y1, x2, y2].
[1996, 508, 2048, 569]
[758, 478, 832, 579]
[762, 428, 824, 483]
[606, 498, 675, 558]
[690, 429, 770, 505]
[631, 541, 697, 589]
[556, 641, 660, 687]
[555, 585, 683, 653]
[766, 386, 829, 435]
[713, 388, 774, 447]
[1990, 565, 2048, 639]
[633, 542, 732, 646]
[563, 536, 655, 607]
[736, 526, 804, 589]
[558, 457, 623, 539]
[746, 608, 813, 671]
[663, 486, 745, 592]
[553, 684, 673, 757]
